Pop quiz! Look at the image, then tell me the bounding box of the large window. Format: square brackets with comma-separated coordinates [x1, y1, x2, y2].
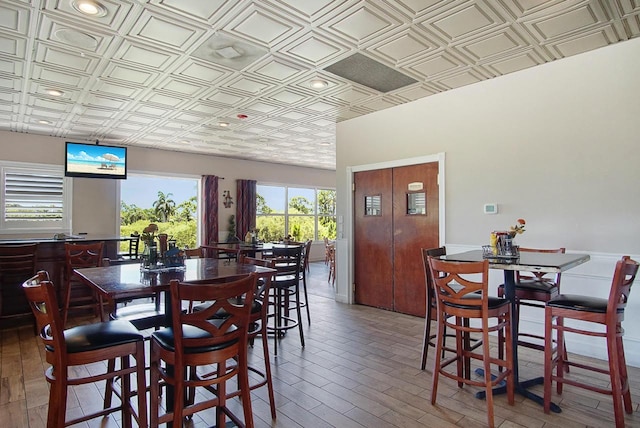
[256, 184, 336, 242]
[0, 161, 72, 233]
[120, 174, 199, 250]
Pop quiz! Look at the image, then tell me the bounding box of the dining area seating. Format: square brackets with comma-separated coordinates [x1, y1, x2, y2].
[544, 256, 639, 427]
[427, 256, 514, 428]
[149, 274, 258, 427]
[23, 270, 147, 428]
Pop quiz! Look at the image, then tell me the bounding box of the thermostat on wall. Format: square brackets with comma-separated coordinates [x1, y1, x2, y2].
[484, 203, 498, 214]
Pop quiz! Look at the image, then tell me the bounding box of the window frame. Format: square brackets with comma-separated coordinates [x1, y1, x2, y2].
[256, 183, 336, 242]
[0, 160, 73, 234]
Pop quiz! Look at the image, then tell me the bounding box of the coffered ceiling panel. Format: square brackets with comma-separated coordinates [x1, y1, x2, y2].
[1, 0, 638, 170]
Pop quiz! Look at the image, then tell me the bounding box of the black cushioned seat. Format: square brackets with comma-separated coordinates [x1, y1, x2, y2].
[112, 302, 167, 330]
[546, 294, 620, 313]
[498, 279, 558, 293]
[444, 294, 507, 310]
[60, 319, 143, 353]
[152, 319, 238, 353]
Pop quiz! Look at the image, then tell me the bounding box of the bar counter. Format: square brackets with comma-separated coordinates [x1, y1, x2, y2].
[0, 235, 133, 326]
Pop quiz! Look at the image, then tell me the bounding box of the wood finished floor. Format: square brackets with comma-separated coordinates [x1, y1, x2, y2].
[1, 261, 639, 427]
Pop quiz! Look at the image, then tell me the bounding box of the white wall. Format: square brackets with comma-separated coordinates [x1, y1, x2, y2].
[0, 131, 335, 244]
[336, 38, 640, 366]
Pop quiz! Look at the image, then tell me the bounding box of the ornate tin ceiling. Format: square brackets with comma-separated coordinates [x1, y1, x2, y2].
[0, 0, 638, 170]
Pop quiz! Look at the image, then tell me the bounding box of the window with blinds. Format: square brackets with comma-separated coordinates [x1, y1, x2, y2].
[1, 161, 72, 233]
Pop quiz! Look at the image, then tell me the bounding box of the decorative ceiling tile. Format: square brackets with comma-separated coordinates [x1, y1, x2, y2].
[0, 0, 636, 170]
[226, 5, 302, 47]
[128, 10, 205, 50]
[0, 2, 30, 35]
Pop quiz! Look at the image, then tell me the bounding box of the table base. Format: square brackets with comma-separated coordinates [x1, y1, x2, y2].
[474, 368, 561, 413]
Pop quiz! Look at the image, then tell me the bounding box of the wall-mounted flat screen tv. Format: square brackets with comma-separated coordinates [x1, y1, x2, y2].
[65, 142, 127, 179]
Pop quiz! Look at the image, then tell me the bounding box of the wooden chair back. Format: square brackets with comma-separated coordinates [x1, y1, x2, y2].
[65, 242, 104, 270]
[421, 247, 446, 320]
[63, 242, 104, 324]
[608, 255, 638, 317]
[428, 257, 489, 316]
[22, 272, 65, 364]
[183, 246, 204, 258]
[168, 273, 256, 362]
[271, 244, 303, 288]
[0, 243, 38, 320]
[516, 247, 565, 285]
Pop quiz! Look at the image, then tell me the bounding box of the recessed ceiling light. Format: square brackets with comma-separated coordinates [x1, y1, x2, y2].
[179, 140, 190, 144]
[37, 120, 52, 125]
[319, 141, 331, 146]
[310, 78, 329, 89]
[46, 89, 64, 96]
[72, 0, 108, 17]
[218, 122, 229, 127]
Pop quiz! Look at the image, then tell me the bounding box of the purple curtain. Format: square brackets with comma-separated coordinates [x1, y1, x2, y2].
[202, 175, 219, 244]
[236, 179, 256, 240]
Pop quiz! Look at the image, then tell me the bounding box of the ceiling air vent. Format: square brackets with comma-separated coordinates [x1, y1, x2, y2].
[323, 53, 417, 93]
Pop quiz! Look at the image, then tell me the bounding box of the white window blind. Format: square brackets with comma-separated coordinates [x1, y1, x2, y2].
[1, 161, 72, 233]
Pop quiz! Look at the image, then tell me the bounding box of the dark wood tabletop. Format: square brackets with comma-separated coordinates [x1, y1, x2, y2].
[74, 258, 275, 302]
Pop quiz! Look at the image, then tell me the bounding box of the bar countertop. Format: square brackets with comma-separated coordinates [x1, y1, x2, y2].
[0, 234, 133, 245]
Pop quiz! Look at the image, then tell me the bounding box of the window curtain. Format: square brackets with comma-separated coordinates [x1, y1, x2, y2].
[236, 179, 256, 241]
[202, 175, 219, 244]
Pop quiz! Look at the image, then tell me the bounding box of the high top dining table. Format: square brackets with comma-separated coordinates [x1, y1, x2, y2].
[74, 258, 276, 427]
[439, 249, 590, 412]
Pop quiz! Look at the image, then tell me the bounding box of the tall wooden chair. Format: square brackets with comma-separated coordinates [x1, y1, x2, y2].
[428, 257, 514, 428]
[183, 246, 204, 258]
[149, 274, 257, 427]
[268, 244, 305, 355]
[63, 242, 104, 326]
[497, 247, 567, 364]
[299, 239, 312, 324]
[240, 255, 277, 419]
[327, 244, 336, 285]
[544, 256, 639, 427]
[118, 233, 140, 261]
[0, 243, 37, 326]
[23, 271, 147, 428]
[420, 246, 481, 373]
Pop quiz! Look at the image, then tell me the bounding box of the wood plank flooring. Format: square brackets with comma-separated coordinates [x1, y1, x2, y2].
[1, 261, 638, 427]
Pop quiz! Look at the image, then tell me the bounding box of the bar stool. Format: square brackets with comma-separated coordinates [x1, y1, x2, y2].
[0, 243, 37, 326]
[23, 271, 147, 428]
[63, 242, 104, 326]
[428, 257, 514, 428]
[149, 274, 257, 427]
[497, 247, 566, 364]
[268, 244, 304, 356]
[544, 256, 638, 427]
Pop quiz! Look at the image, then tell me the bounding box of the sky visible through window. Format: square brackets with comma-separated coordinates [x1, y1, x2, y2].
[121, 175, 197, 208]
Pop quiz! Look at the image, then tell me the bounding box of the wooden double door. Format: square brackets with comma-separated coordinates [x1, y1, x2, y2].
[354, 162, 439, 317]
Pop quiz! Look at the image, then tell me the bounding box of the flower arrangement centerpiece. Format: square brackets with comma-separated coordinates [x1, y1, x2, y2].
[140, 223, 159, 247]
[508, 218, 526, 238]
[140, 223, 159, 267]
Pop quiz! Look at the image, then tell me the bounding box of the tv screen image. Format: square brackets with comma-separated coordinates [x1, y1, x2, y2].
[65, 142, 127, 179]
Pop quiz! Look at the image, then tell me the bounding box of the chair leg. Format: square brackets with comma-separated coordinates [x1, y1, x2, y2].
[607, 327, 625, 428]
[121, 356, 133, 428]
[556, 316, 565, 394]
[544, 309, 554, 414]
[420, 313, 432, 370]
[239, 352, 255, 428]
[302, 275, 311, 325]
[431, 311, 444, 404]
[260, 324, 277, 419]
[295, 286, 305, 348]
[149, 344, 160, 428]
[481, 327, 495, 428]
[617, 334, 633, 414]
[48, 369, 67, 428]
[104, 358, 116, 409]
[134, 342, 148, 428]
[62, 281, 72, 327]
